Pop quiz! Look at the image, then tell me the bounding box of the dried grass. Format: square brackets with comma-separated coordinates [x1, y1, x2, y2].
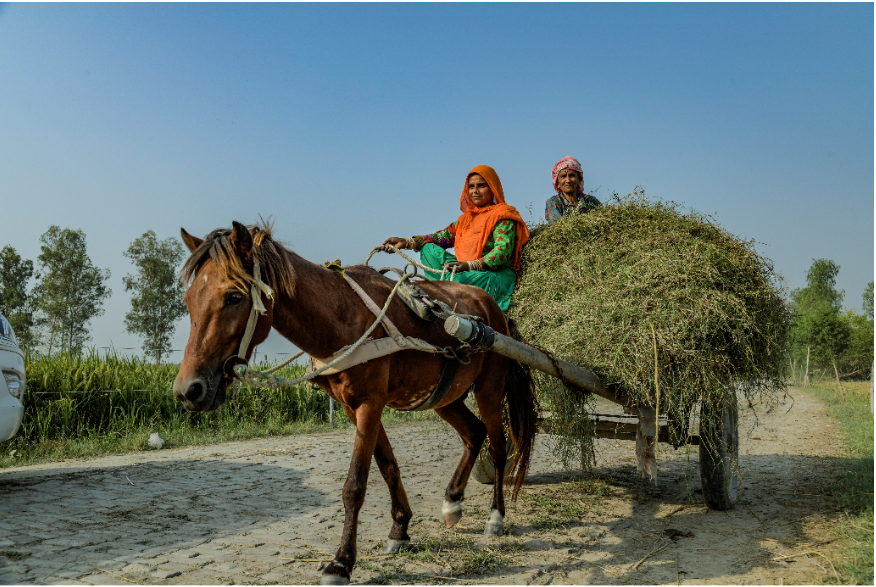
[509, 191, 790, 466]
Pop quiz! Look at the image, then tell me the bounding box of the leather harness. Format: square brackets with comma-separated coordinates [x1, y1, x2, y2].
[238, 259, 473, 411]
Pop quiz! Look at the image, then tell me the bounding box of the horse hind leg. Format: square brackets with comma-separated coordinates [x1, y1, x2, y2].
[473, 357, 511, 537]
[481, 433, 507, 537]
[372, 423, 413, 553]
[434, 394, 488, 529]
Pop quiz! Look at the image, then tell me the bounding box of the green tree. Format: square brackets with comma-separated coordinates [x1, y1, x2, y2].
[35, 226, 111, 354]
[0, 246, 38, 349]
[790, 259, 849, 381]
[801, 304, 850, 364]
[836, 281, 876, 379]
[840, 310, 874, 378]
[793, 258, 844, 312]
[123, 231, 187, 365]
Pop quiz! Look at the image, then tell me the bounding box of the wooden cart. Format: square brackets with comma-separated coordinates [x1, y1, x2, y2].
[443, 315, 741, 511]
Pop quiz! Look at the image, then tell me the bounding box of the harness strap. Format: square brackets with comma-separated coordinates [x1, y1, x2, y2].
[406, 357, 460, 411]
[340, 273, 404, 338]
[238, 259, 274, 360]
[235, 251, 474, 402]
[310, 336, 444, 375]
[310, 338, 461, 411]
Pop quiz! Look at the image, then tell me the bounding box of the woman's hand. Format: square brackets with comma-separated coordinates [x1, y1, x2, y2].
[443, 261, 471, 273]
[381, 237, 407, 252]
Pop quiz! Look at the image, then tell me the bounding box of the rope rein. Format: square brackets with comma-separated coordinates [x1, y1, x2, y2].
[363, 245, 459, 282]
[264, 350, 305, 374]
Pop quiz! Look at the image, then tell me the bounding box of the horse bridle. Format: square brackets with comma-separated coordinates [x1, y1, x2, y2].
[223, 258, 274, 381]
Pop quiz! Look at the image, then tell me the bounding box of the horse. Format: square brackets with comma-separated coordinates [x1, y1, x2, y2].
[172, 221, 538, 585]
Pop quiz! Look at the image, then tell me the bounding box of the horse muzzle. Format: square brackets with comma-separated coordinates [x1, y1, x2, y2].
[173, 370, 227, 412]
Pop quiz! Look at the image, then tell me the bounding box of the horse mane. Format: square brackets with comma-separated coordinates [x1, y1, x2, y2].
[181, 220, 296, 297]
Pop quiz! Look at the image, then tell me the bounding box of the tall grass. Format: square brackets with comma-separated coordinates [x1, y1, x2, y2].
[807, 380, 874, 585]
[1, 349, 437, 468]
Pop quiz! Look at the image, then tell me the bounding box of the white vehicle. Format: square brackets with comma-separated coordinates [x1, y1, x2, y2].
[0, 314, 25, 441]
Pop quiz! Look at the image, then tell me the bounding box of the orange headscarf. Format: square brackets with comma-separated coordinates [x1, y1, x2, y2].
[454, 165, 530, 271]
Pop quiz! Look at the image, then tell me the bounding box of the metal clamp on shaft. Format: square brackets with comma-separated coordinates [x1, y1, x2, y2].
[444, 315, 495, 348]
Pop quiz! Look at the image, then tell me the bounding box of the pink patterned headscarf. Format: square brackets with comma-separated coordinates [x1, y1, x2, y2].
[552, 156, 584, 196]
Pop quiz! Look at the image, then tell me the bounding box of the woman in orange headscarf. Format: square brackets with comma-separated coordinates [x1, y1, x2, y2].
[382, 165, 529, 311]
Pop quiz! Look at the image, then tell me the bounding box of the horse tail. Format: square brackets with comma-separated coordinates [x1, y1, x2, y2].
[502, 317, 539, 500]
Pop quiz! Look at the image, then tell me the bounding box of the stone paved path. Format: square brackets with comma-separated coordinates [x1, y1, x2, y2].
[0, 424, 477, 584]
[0, 389, 844, 585]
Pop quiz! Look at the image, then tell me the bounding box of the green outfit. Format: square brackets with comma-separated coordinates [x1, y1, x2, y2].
[413, 219, 519, 311]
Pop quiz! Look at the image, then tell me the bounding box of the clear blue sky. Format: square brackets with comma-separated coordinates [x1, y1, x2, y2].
[1, 3, 873, 362]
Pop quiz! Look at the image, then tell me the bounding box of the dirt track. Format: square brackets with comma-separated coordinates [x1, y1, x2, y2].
[0, 387, 845, 585]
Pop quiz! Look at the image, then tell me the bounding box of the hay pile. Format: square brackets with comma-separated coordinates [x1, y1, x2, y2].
[509, 193, 790, 467]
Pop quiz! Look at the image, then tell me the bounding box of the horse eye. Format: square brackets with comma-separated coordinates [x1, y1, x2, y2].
[225, 293, 245, 306]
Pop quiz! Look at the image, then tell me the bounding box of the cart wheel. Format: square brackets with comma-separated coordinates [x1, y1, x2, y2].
[699, 387, 741, 510]
[470, 439, 516, 485]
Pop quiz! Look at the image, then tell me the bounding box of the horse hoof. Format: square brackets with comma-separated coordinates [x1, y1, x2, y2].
[321, 561, 350, 585]
[320, 573, 350, 585]
[442, 499, 463, 528]
[484, 509, 503, 536]
[383, 539, 410, 554]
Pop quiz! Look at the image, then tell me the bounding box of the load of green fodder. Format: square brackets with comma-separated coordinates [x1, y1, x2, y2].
[509, 191, 791, 470]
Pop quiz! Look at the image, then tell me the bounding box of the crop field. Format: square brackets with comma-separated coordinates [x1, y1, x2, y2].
[1, 350, 436, 467]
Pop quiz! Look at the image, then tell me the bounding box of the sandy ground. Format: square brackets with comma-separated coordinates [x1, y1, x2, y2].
[0, 386, 846, 585]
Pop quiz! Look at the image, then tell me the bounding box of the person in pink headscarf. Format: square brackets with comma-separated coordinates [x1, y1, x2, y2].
[544, 156, 602, 223]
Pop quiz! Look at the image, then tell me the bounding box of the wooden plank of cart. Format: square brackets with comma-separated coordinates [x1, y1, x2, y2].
[442, 315, 740, 511]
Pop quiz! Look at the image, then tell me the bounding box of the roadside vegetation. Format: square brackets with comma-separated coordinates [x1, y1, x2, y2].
[807, 380, 874, 585]
[0, 350, 437, 468]
[787, 261, 872, 387]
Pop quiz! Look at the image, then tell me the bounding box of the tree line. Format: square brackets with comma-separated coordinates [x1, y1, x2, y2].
[0, 227, 187, 365]
[789, 258, 873, 385]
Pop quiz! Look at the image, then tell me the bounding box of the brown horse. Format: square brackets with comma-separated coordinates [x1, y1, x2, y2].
[173, 221, 537, 585]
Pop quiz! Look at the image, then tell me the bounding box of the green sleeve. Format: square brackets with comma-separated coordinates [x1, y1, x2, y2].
[413, 221, 457, 250]
[481, 220, 517, 270]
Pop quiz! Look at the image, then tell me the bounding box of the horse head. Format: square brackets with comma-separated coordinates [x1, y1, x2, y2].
[173, 221, 288, 412]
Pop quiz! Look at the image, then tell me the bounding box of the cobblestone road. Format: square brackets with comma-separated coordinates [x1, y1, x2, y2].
[0, 424, 491, 585]
[0, 390, 844, 585]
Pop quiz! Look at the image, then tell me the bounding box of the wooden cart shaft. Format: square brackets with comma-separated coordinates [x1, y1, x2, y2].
[445, 316, 700, 447]
[444, 315, 627, 405]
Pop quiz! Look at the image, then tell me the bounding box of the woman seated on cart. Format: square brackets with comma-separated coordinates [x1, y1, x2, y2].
[544, 156, 602, 224]
[382, 165, 529, 312]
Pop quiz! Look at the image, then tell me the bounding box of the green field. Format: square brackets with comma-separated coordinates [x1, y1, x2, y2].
[808, 380, 874, 585]
[1, 350, 437, 468]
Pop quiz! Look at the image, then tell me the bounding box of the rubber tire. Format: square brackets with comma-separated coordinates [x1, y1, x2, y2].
[470, 439, 515, 485]
[699, 387, 741, 510]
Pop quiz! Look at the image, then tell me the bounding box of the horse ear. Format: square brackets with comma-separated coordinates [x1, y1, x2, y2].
[230, 221, 254, 261]
[180, 228, 203, 253]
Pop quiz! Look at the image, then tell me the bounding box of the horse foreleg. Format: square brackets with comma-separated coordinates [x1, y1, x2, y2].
[321, 402, 383, 586]
[373, 423, 413, 553]
[434, 396, 487, 528]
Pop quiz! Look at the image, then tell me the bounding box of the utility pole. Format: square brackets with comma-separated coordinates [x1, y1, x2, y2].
[804, 347, 810, 388]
